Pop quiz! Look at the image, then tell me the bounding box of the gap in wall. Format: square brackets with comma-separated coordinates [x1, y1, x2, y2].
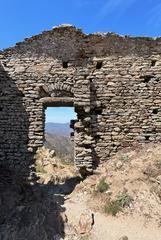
[45, 107, 77, 163]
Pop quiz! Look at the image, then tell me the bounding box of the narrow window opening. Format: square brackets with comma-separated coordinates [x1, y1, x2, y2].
[0, 107, 2, 111]
[145, 135, 150, 141]
[95, 135, 101, 141]
[84, 74, 88, 79]
[95, 108, 102, 115]
[151, 60, 157, 67]
[153, 109, 158, 114]
[140, 75, 153, 83]
[62, 61, 68, 68]
[96, 61, 103, 69]
[45, 107, 77, 164]
[143, 76, 151, 83]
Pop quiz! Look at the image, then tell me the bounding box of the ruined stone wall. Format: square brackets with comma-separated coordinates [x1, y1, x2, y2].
[1, 25, 161, 174]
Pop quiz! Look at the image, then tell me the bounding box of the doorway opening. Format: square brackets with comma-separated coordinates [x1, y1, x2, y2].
[45, 107, 77, 163]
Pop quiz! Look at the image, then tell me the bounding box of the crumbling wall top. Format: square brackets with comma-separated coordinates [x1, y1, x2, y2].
[1, 24, 161, 60]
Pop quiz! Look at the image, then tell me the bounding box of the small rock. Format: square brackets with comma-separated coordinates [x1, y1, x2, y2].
[78, 210, 94, 234]
[116, 161, 123, 169]
[49, 149, 55, 158]
[43, 174, 55, 184]
[74, 122, 83, 129]
[84, 106, 90, 113]
[156, 175, 161, 182]
[53, 234, 63, 240]
[60, 212, 68, 223]
[43, 164, 54, 174]
[119, 236, 128, 240]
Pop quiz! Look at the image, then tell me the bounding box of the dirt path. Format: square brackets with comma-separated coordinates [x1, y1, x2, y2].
[64, 191, 161, 240]
[91, 213, 161, 240]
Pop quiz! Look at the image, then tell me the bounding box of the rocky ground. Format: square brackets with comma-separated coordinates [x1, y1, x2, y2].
[63, 143, 161, 240]
[1, 144, 161, 239]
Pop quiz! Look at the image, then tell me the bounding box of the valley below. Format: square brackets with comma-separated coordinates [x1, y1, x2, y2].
[45, 122, 74, 163]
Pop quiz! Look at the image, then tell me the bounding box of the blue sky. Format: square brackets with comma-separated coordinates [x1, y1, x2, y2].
[1, 0, 161, 50]
[1, 0, 161, 123]
[45, 107, 76, 123]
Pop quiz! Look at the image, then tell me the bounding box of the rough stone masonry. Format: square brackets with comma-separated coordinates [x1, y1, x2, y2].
[1, 24, 161, 175]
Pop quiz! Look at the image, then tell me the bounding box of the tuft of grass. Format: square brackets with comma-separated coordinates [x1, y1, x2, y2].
[97, 177, 109, 193]
[143, 166, 157, 178]
[155, 159, 161, 168]
[35, 162, 46, 173]
[80, 235, 90, 240]
[116, 191, 133, 208]
[104, 200, 122, 216]
[120, 155, 129, 162]
[61, 159, 74, 166]
[104, 191, 133, 216]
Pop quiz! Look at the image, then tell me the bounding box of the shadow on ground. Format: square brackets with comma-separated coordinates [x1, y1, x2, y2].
[0, 59, 85, 240]
[0, 166, 82, 240]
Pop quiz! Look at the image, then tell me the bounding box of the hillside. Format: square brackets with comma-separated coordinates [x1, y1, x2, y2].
[45, 122, 74, 162]
[63, 143, 161, 239]
[45, 122, 72, 136]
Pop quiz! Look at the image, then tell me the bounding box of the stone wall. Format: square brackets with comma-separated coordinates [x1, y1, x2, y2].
[1, 24, 161, 175]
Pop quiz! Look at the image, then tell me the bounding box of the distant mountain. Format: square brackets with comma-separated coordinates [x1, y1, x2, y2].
[45, 122, 74, 162]
[45, 122, 72, 136]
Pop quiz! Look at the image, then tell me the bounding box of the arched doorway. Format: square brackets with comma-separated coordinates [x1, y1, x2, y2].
[43, 97, 77, 164]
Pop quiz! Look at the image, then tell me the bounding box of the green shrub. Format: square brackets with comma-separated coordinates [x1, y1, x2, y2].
[116, 191, 133, 208]
[104, 191, 133, 216]
[97, 177, 109, 193]
[104, 200, 122, 216]
[80, 235, 90, 240]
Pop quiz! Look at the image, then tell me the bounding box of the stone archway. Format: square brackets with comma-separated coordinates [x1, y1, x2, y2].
[38, 83, 74, 99]
[42, 97, 76, 166]
[39, 83, 78, 167]
[38, 82, 95, 174]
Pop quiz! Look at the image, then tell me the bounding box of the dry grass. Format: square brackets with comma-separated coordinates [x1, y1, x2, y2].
[96, 177, 109, 193]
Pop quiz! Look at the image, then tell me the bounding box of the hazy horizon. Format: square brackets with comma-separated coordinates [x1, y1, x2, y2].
[46, 122, 70, 124]
[45, 107, 77, 124]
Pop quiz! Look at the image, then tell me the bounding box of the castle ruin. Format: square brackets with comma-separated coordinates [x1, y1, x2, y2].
[1, 25, 161, 175]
